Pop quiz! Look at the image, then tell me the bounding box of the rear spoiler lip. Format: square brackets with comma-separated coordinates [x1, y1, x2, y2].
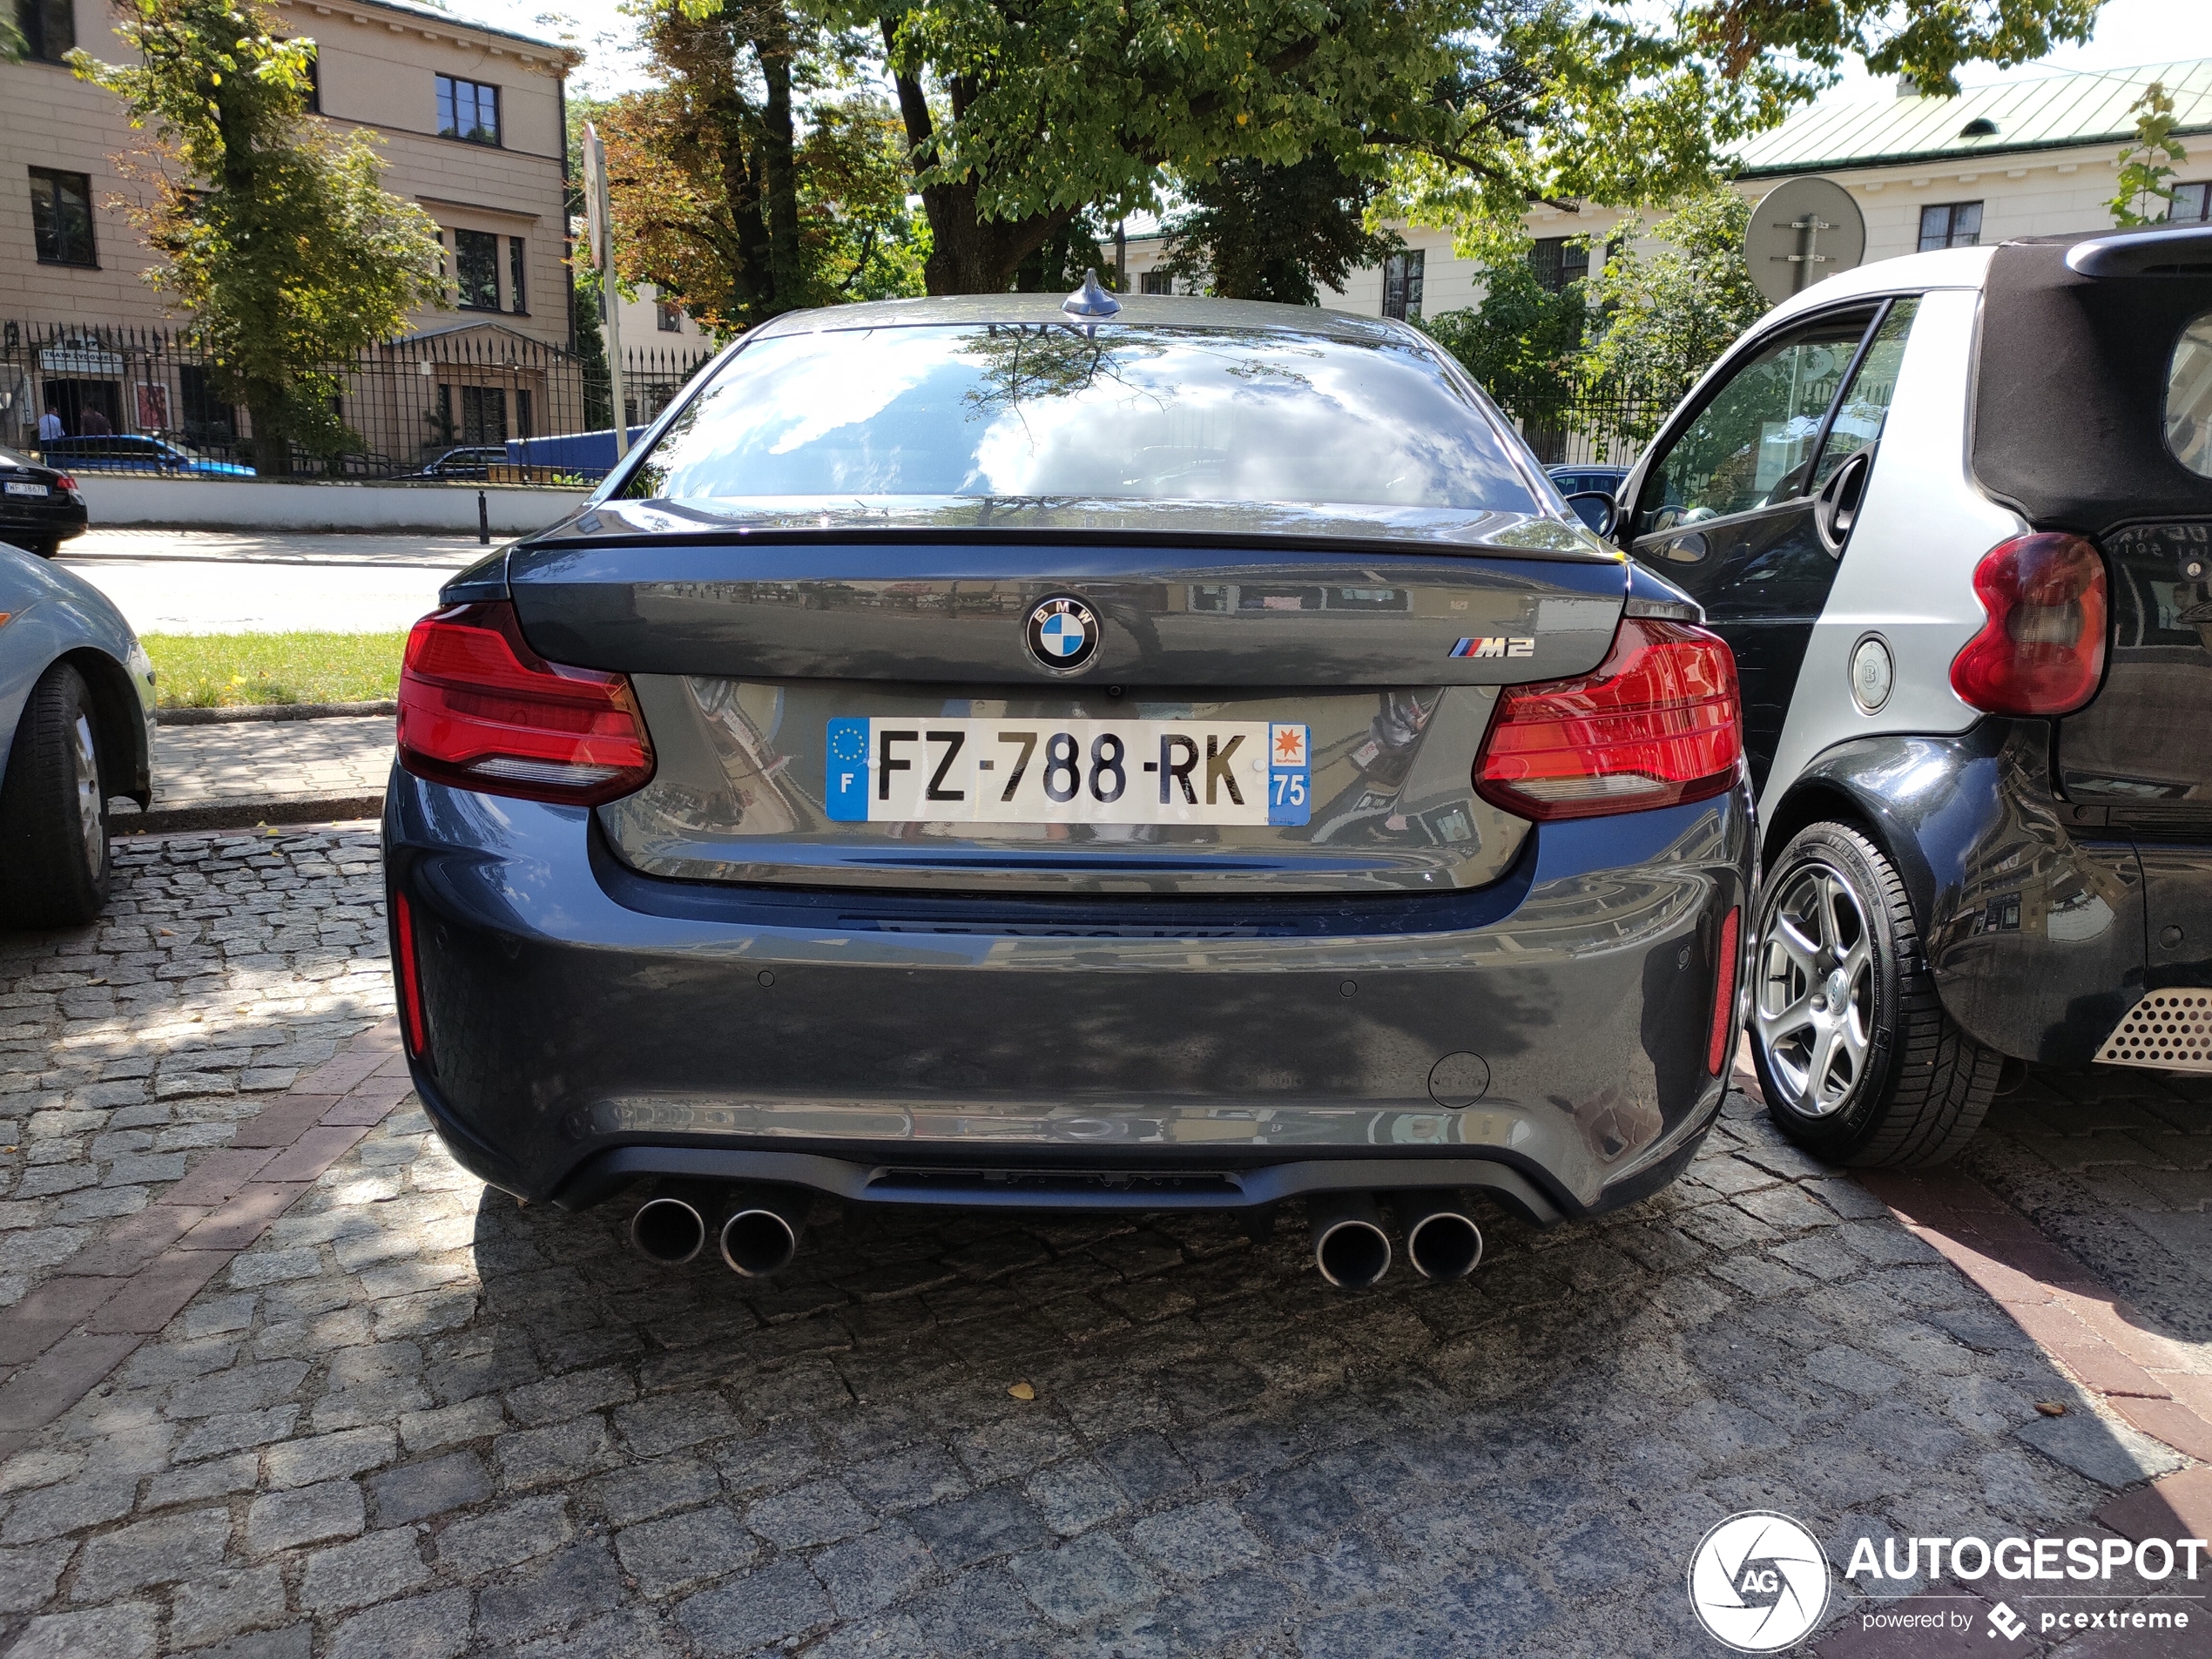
[513, 509, 1624, 569]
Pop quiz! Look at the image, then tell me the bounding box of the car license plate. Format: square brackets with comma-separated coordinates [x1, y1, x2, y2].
[826, 718, 1312, 826]
[3, 482, 49, 497]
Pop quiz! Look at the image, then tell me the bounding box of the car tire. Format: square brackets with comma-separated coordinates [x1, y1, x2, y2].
[0, 662, 112, 928]
[1750, 822, 2001, 1167]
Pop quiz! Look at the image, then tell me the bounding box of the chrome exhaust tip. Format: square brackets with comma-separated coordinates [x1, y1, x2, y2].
[1395, 1193, 1483, 1281]
[1307, 1191, 1392, 1290]
[630, 1186, 707, 1265]
[718, 1185, 811, 1278]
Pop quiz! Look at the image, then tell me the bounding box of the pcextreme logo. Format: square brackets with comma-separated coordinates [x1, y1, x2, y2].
[1688, 1511, 1831, 1652]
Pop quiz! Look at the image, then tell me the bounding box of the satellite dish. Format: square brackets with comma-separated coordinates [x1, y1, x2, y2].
[1744, 176, 1867, 307]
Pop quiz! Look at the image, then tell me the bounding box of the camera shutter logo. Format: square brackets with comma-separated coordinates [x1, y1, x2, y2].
[1026, 597, 1100, 674]
[1688, 1511, 1831, 1652]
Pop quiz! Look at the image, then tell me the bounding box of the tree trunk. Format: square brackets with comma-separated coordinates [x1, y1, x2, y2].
[244, 388, 289, 478]
[881, 57, 1077, 295]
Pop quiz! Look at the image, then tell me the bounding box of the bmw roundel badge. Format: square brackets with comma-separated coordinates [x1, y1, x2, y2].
[1024, 596, 1100, 674]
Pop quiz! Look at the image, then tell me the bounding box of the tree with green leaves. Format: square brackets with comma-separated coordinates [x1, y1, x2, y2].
[2111, 81, 2188, 228]
[1157, 153, 1402, 305]
[1420, 227, 1591, 410]
[598, 0, 923, 336]
[852, 0, 2103, 297]
[72, 0, 447, 474]
[1577, 189, 1767, 405]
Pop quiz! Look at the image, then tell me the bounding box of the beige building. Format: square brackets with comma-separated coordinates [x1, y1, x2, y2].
[1124, 60, 2212, 333]
[2, 0, 583, 461]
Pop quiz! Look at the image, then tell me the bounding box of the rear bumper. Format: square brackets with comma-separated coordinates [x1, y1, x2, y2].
[1789, 721, 2212, 1066]
[382, 771, 1756, 1217]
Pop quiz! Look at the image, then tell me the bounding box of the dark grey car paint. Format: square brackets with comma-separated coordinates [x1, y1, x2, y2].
[385, 775, 1753, 1216]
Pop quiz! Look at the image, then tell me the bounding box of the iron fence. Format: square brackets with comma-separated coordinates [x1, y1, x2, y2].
[1494, 379, 1689, 469]
[0, 320, 713, 483]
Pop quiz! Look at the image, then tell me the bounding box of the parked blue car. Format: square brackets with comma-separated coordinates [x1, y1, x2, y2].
[39, 435, 255, 478]
[382, 281, 1755, 1291]
[0, 537, 156, 927]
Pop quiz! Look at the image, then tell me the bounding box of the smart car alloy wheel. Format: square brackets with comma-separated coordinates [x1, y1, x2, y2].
[1750, 823, 2001, 1167]
[1754, 860, 1874, 1117]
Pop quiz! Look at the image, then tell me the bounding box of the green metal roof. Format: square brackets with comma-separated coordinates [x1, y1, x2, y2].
[1734, 60, 2212, 177]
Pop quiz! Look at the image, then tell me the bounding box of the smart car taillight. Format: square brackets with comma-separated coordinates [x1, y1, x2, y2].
[1948, 532, 2107, 717]
[397, 601, 655, 805]
[1473, 618, 1742, 821]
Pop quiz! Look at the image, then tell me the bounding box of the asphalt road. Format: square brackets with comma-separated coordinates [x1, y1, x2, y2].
[52, 529, 483, 635]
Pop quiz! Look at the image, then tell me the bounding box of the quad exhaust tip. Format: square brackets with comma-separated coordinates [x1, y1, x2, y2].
[719, 1186, 811, 1278]
[1398, 1194, 1484, 1281]
[630, 1188, 707, 1265]
[1307, 1191, 1393, 1290]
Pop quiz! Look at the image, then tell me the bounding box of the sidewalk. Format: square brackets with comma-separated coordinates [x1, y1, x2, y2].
[117, 715, 395, 832]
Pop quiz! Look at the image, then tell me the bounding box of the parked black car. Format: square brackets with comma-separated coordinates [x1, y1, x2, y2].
[0, 444, 88, 557]
[415, 447, 509, 481]
[382, 280, 1757, 1291]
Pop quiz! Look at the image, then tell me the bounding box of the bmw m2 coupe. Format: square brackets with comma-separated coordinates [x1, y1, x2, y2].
[383, 278, 1754, 1289]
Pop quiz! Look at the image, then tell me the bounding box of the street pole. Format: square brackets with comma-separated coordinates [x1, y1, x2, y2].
[583, 123, 628, 462]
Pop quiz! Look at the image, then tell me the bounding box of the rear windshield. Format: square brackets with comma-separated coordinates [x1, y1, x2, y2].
[2168, 312, 2212, 477]
[617, 323, 1540, 515]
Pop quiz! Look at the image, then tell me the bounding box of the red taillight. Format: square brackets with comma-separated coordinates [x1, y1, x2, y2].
[396, 600, 655, 806]
[393, 889, 429, 1060]
[1474, 617, 1743, 821]
[1706, 906, 1741, 1076]
[1949, 532, 2107, 717]
[53, 474, 78, 493]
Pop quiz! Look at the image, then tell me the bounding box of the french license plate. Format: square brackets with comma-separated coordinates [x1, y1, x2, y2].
[3, 482, 48, 497]
[826, 718, 1312, 826]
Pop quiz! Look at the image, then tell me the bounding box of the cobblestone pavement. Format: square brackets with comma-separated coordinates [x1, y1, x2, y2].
[57, 529, 476, 635]
[1, 837, 2206, 1658]
[121, 721, 395, 818]
[1963, 1072, 2212, 1350]
[0, 831, 391, 1311]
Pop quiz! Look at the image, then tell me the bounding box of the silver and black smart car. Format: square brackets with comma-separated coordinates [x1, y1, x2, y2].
[382, 282, 1755, 1288]
[1611, 222, 2212, 1167]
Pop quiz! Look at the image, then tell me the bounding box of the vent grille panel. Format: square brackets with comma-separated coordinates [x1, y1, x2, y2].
[2097, 991, 2212, 1074]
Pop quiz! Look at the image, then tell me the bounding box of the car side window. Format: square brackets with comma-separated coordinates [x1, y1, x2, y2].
[1811, 299, 1919, 488]
[1635, 307, 1878, 537]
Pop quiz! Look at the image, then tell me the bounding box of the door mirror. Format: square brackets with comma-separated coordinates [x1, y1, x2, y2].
[1561, 490, 1619, 539]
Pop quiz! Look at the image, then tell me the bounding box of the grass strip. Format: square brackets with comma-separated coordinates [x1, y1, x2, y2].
[143, 631, 408, 709]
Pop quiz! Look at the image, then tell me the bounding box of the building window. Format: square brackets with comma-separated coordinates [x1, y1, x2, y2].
[435, 75, 500, 146]
[14, 0, 75, 63]
[509, 237, 527, 314]
[1918, 201, 1983, 252]
[1528, 236, 1588, 293]
[1382, 250, 1424, 321]
[2172, 183, 2212, 224]
[655, 299, 682, 333]
[29, 168, 97, 267]
[302, 45, 320, 113]
[454, 229, 500, 311]
[179, 365, 236, 443]
[446, 385, 506, 446]
[1139, 271, 1173, 296]
[515, 388, 533, 440]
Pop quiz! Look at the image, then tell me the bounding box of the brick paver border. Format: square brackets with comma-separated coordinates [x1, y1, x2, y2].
[1859, 1165, 2212, 1543]
[0, 1018, 412, 1461]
